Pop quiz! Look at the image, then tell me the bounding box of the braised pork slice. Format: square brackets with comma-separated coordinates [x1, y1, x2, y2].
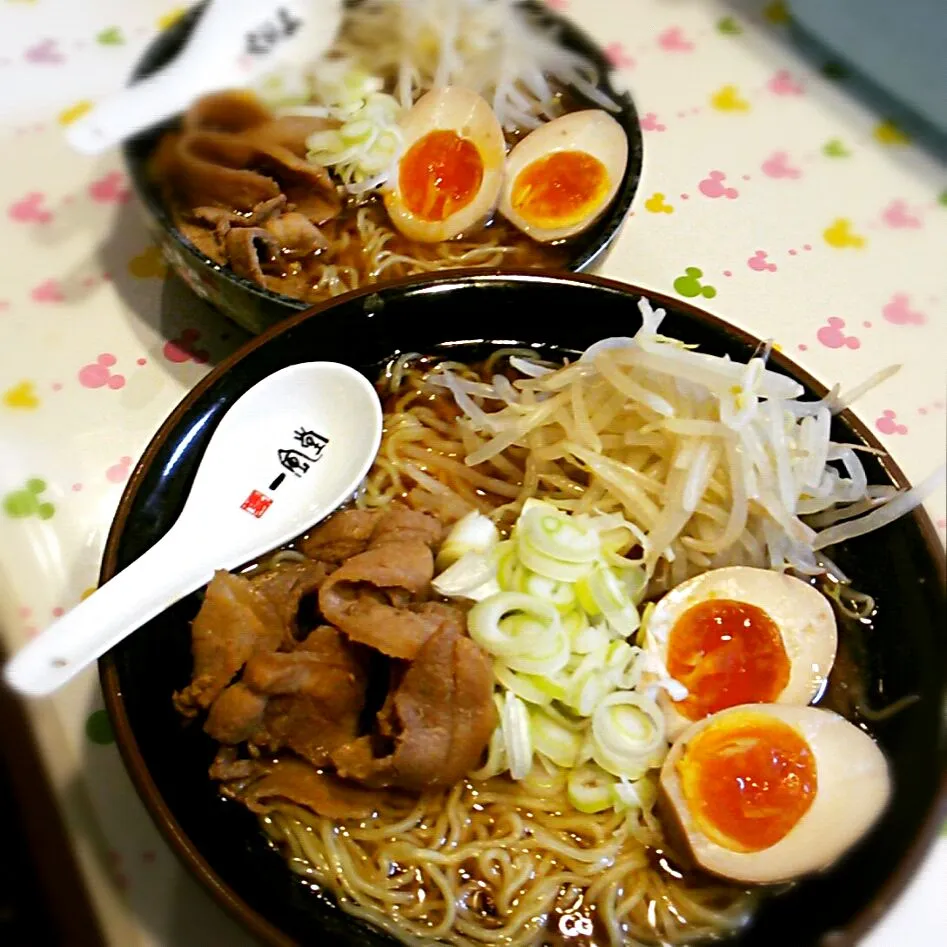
[208, 747, 256, 782]
[223, 626, 366, 767]
[369, 506, 445, 550]
[300, 506, 444, 565]
[332, 625, 496, 791]
[299, 508, 382, 564]
[263, 212, 329, 259]
[182, 90, 272, 133]
[225, 757, 388, 820]
[154, 130, 281, 212]
[224, 226, 282, 283]
[248, 558, 330, 639]
[243, 114, 334, 158]
[252, 144, 340, 224]
[154, 91, 341, 223]
[204, 682, 267, 744]
[192, 194, 287, 239]
[261, 628, 366, 766]
[173, 570, 283, 716]
[403, 486, 474, 526]
[318, 540, 469, 659]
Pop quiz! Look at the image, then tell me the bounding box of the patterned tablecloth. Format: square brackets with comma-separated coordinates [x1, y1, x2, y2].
[0, 1, 944, 945]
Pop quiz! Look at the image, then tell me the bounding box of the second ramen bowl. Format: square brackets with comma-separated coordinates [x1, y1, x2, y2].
[123, 3, 643, 335]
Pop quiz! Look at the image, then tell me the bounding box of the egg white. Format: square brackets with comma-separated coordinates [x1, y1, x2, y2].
[660, 704, 891, 884]
[499, 109, 628, 242]
[384, 86, 505, 243]
[644, 567, 838, 741]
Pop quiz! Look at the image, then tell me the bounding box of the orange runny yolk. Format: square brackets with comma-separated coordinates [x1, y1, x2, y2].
[677, 712, 817, 853]
[666, 599, 790, 721]
[399, 130, 484, 222]
[511, 150, 609, 229]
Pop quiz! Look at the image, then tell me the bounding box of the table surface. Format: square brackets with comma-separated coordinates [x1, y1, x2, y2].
[0, 1, 944, 945]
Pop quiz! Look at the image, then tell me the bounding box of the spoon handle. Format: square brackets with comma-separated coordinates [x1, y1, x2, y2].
[3, 528, 211, 697]
[65, 65, 202, 155]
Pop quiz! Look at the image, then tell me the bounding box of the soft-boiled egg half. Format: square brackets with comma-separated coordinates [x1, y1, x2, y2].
[660, 704, 891, 883]
[384, 87, 506, 243]
[499, 109, 628, 242]
[644, 567, 838, 740]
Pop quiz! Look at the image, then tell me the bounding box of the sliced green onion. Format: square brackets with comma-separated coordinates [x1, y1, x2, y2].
[517, 540, 596, 583]
[530, 708, 582, 768]
[515, 499, 600, 582]
[539, 701, 587, 733]
[432, 550, 500, 601]
[569, 671, 612, 717]
[591, 692, 667, 779]
[569, 617, 610, 655]
[520, 571, 577, 612]
[495, 541, 519, 590]
[435, 510, 499, 571]
[518, 499, 602, 563]
[493, 662, 565, 706]
[565, 647, 607, 684]
[636, 601, 656, 646]
[574, 575, 600, 617]
[301, 62, 403, 194]
[502, 618, 570, 676]
[612, 773, 659, 812]
[603, 640, 643, 689]
[619, 564, 648, 605]
[523, 756, 566, 796]
[562, 607, 589, 636]
[468, 593, 569, 676]
[469, 694, 507, 781]
[567, 763, 617, 814]
[501, 690, 532, 780]
[459, 500, 672, 798]
[576, 565, 640, 638]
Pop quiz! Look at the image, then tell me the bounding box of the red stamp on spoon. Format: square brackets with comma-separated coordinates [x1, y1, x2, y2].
[240, 490, 273, 518]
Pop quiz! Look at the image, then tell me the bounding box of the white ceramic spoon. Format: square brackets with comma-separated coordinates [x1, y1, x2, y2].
[4, 361, 382, 698]
[66, 0, 342, 155]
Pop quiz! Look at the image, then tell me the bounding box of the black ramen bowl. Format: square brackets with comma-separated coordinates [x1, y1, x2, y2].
[123, 2, 644, 336]
[99, 271, 946, 947]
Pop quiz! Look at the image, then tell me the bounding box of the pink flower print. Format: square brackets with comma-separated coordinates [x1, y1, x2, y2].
[640, 112, 666, 132]
[78, 353, 125, 389]
[768, 69, 804, 95]
[882, 293, 926, 325]
[698, 171, 739, 199]
[816, 317, 860, 350]
[761, 151, 801, 179]
[875, 410, 907, 435]
[9, 192, 52, 223]
[747, 250, 777, 272]
[881, 199, 921, 229]
[658, 27, 694, 52]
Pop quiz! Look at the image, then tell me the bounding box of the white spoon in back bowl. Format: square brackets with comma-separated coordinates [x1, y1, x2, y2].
[3, 361, 382, 698]
[66, 0, 343, 155]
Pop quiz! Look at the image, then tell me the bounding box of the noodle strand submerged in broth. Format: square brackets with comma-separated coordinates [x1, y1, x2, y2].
[265, 776, 752, 946]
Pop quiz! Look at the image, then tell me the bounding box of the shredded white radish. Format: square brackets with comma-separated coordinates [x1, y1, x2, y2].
[427, 296, 942, 582]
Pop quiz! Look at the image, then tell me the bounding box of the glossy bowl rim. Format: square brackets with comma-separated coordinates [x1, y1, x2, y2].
[99, 268, 947, 947]
[121, 1, 645, 317]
